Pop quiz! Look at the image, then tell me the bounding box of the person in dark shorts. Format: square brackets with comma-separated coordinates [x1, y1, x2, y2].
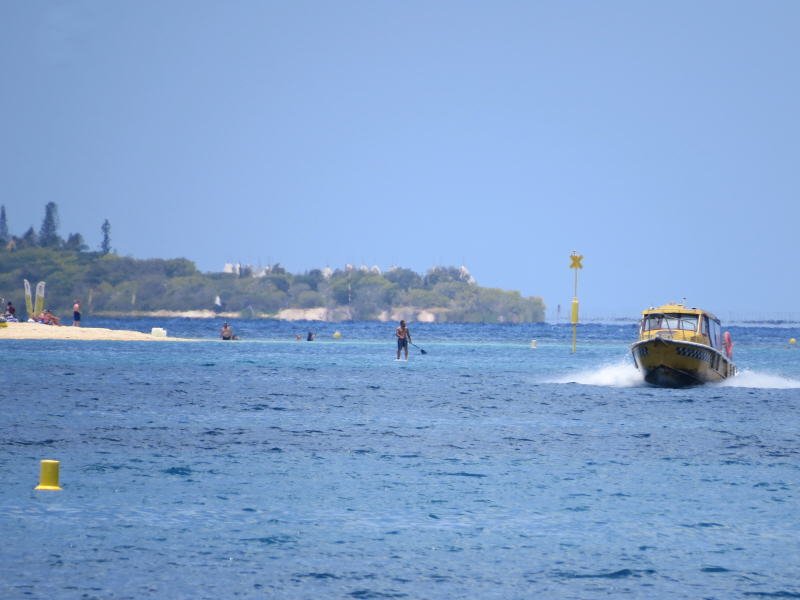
[72, 300, 81, 326]
[220, 322, 234, 340]
[396, 320, 411, 360]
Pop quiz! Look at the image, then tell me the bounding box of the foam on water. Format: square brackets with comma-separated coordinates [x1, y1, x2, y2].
[549, 363, 800, 389]
[719, 369, 800, 389]
[547, 361, 645, 387]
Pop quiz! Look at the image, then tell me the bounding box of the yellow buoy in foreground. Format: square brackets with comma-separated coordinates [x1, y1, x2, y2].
[333, 331, 342, 338]
[35, 460, 62, 491]
[790, 338, 797, 346]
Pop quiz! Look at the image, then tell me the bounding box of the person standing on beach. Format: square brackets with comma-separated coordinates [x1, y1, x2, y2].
[72, 300, 81, 326]
[396, 320, 411, 360]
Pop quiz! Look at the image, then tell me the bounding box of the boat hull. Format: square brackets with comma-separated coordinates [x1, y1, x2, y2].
[631, 337, 736, 388]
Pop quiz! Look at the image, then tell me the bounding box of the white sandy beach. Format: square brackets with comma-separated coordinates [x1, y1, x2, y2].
[0, 322, 195, 341]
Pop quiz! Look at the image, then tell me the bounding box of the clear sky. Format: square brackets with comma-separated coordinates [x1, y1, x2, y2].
[2, 1, 798, 319]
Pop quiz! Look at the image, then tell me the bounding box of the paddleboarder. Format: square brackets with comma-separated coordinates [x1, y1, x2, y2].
[396, 320, 412, 360]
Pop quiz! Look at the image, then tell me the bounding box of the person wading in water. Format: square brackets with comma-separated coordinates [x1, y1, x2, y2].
[396, 320, 412, 361]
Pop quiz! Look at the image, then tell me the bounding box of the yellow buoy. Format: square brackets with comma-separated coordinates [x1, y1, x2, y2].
[790, 338, 797, 345]
[333, 331, 342, 338]
[35, 460, 62, 491]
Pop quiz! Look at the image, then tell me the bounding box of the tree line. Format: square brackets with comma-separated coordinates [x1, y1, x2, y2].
[0, 204, 545, 323]
[0, 203, 111, 254]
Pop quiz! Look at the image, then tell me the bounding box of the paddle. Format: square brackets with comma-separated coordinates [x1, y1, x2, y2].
[410, 342, 427, 355]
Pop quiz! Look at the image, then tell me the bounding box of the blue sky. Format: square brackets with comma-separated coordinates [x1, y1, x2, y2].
[2, 1, 798, 319]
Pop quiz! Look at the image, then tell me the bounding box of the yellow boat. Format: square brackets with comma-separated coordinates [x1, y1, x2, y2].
[631, 303, 737, 388]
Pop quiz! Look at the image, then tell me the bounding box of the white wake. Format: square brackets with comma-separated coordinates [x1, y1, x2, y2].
[718, 369, 800, 389]
[547, 361, 645, 387]
[546, 363, 800, 389]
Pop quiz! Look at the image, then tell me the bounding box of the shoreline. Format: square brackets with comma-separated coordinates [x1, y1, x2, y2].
[92, 306, 443, 322]
[0, 322, 196, 341]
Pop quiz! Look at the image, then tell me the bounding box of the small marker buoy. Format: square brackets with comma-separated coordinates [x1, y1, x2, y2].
[790, 338, 796, 345]
[35, 459, 62, 491]
[333, 331, 342, 338]
[530, 339, 537, 349]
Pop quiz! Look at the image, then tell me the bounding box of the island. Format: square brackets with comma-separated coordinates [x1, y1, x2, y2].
[0, 203, 545, 323]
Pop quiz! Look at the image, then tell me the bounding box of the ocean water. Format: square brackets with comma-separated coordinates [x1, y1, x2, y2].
[2, 319, 800, 599]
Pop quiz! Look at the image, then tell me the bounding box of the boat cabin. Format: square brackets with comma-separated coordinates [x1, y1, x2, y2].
[639, 303, 723, 350]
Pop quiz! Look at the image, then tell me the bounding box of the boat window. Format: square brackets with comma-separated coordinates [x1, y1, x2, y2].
[701, 316, 709, 335]
[643, 313, 698, 331]
[708, 318, 722, 348]
[678, 314, 698, 331]
[643, 314, 665, 331]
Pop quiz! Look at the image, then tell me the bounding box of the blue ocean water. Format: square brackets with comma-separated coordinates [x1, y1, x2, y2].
[2, 318, 800, 599]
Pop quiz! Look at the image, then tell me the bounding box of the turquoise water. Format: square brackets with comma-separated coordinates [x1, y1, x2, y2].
[2, 319, 800, 599]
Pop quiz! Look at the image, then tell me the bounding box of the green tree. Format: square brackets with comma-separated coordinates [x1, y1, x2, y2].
[39, 202, 62, 247]
[19, 226, 38, 249]
[385, 267, 422, 290]
[0, 205, 8, 243]
[63, 233, 88, 252]
[423, 266, 468, 288]
[100, 219, 111, 254]
[293, 269, 324, 291]
[405, 289, 449, 308]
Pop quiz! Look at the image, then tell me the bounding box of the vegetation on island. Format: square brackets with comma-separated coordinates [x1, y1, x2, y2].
[0, 203, 545, 323]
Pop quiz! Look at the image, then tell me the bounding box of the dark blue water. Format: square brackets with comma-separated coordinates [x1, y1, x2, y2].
[3, 319, 800, 599]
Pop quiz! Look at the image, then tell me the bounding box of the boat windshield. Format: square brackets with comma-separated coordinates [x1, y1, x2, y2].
[643, 313, 698, 332]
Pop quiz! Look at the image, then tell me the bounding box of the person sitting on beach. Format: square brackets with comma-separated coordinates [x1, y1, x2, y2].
[42, 310, 61, 326]
[6, 301, 15, 318]
[220, 322, 234, 340]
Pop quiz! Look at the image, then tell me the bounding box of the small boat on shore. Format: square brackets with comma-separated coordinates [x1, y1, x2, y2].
[631, 303, 737, 387]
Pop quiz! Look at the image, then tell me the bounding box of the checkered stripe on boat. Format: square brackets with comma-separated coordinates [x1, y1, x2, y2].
[675, 346, 712, 363]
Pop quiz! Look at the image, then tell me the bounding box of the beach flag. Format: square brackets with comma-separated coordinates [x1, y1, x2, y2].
[34, 281, 46, 317]
[24, 279, 33, 318]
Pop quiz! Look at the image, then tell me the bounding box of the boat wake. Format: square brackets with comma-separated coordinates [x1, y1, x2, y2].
[547, 361, 645, 387]
[547, 364, 800, 389]
[717, 369, 800, 389]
